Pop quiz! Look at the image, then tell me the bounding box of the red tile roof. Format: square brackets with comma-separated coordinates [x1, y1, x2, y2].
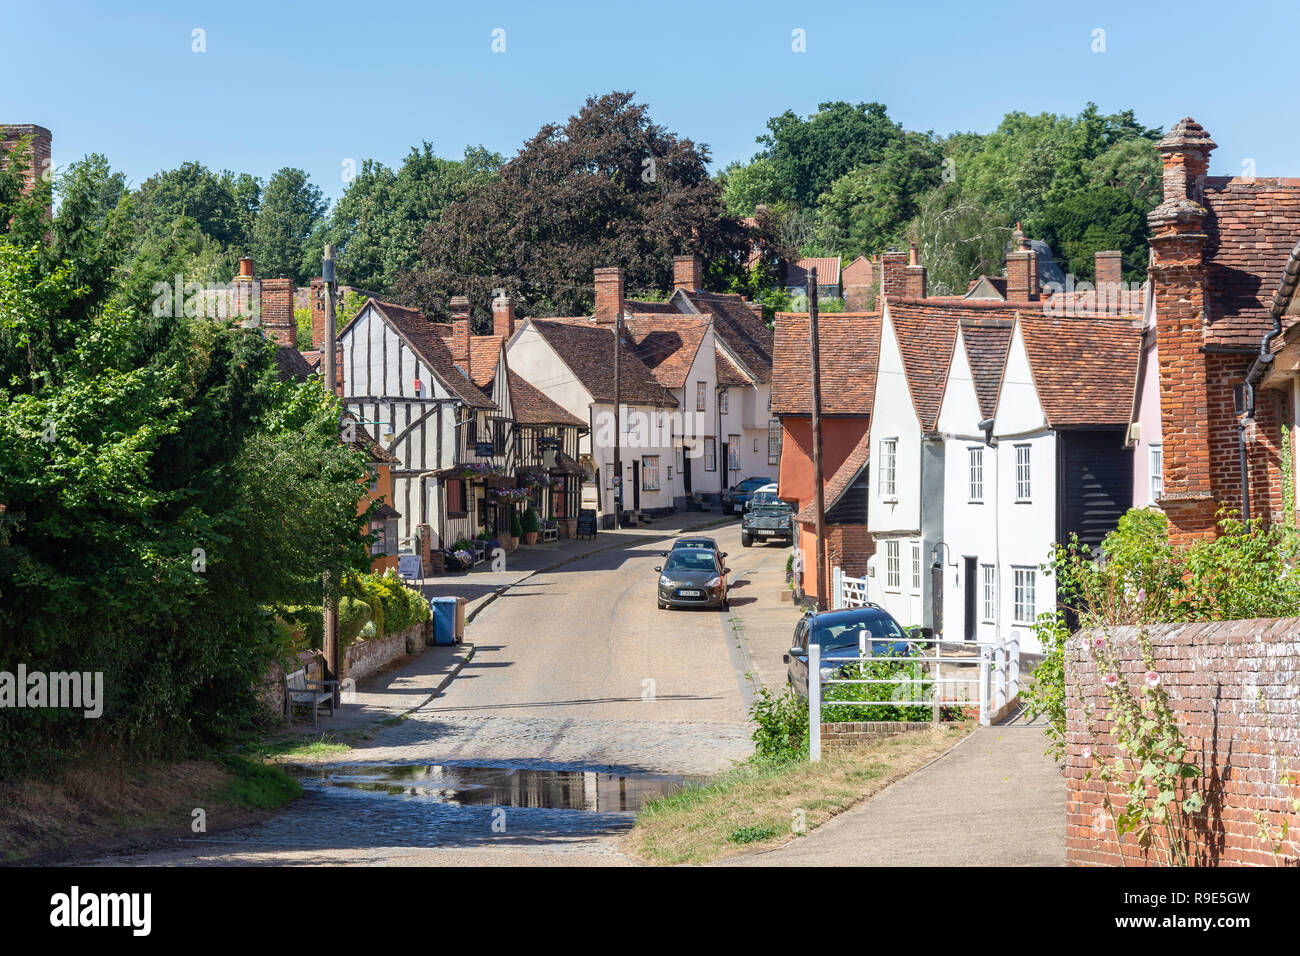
[623, 315, 710, 389]
[1202, 176, 1300, 349]
[715, 347, 751, 386]
[771, 312, 882, 417]
[623, 289, 775, 383]
[887, 304, 962, 432]
[959, 321, 1014, 420]
[789, 257, 842, 287]
[507, 371, 586, 427]
[1018, 314, 1142, 427]
[529, 319, 677, 406]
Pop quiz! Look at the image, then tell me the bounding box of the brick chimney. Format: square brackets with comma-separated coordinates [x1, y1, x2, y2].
[904, 241, 927, 299]
[594, 266, 624, 323]
[492, 294, 516, 340]
[880, 249, 909, 299]
[334, 343, 345, 398]
[309, 277, 326, 349]
[259, 277, 296, 348]
[1005, 224, 1039, 301]
[449, 295, 471, 364]
[1147, 117, 1218, 546]
[0, 124, 52, 214]
[1094, 250, 1123, 293]
[673, 254, 703, 292]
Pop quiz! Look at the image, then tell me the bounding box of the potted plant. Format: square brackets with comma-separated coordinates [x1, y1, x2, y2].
[521, 506, 540, 545]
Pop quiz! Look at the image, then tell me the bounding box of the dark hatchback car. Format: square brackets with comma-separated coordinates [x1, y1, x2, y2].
[655, 547, 730, 610]
[722, 476, 774, 513]
[784, 606, 916, 697]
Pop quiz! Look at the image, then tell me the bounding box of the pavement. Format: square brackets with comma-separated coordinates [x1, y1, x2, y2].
[727, 715, 1065, 867]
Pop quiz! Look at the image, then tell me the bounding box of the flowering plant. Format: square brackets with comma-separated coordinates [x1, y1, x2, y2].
[1082, 625, 1204, 866]
[456, 461, 507, 479]
[519, 470, 564, 491]
[488, 487, 530, 503]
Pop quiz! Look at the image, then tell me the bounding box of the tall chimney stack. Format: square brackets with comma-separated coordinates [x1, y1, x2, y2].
[492, 294, 516, 340]
[904, 241, 927, 299]
[594, 266, 624, 323]
[0, 124, 52, 216]
[449, 295, 471, 363]
[1005, 223, 1039, 301]
[673, 254, 703, 292]
[879, 248, 908, 299]
[310, 277, 326, 349]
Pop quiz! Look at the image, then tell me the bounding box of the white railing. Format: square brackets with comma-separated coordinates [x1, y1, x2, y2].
[832, 566, 869, 609]
[806, 632, 1021, 761]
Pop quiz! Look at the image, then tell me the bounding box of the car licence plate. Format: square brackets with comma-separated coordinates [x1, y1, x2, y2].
[678, 589, 702, 597]
[734, 503, 742, 512]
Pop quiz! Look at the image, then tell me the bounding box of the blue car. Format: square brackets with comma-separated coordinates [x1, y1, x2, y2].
[723, 476, 774, 513]
[783, 606, 918, 698]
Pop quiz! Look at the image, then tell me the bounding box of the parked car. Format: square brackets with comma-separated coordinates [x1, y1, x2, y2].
[747, 483, 781, 509]
[662, 536, 726, 561]
[741, 500, 793, 547]
[655, 547, 730, 610]
[722, 476, 774, 513]
[783, 606, 917, 697]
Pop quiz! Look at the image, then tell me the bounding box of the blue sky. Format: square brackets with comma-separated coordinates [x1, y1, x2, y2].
[3, 0, 1298, 205]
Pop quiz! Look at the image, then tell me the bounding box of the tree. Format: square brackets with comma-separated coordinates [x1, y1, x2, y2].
[311, 143, 503, 293]
[757, 101, 904, 208]
[395, 92, 755, 325]
[250, 167, 327, 284]
[718, 157, 788, 217]
[131, 161, 246, 250]
[1036, 185, 1150, 282]
[910, 186, 1010, 296]
[814, 131, 945, 259]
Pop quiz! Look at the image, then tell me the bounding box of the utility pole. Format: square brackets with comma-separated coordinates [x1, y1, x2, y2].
[323, 244, 340, 704]
[613, 311, 622, 530]
[809, 267, 829, 611]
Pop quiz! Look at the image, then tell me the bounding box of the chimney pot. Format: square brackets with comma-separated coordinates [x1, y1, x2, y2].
[492, 294, 516, 340]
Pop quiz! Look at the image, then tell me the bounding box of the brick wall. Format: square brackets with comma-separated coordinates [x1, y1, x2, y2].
[1065, 619, 1300, 867]
[821, 722, 937, 750]
[0, 124, 52, 202]
[342, 621, 431, 685]
[880, 251, 908, 299]
[260, 277, 296, 348]
[826, 524, 875, 578]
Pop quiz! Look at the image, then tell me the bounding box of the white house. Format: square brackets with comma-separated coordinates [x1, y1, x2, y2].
[864, 302, 953, 632]
[506, 316, 679, 521]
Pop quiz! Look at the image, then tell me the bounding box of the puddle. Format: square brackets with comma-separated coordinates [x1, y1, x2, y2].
[296, 763, 696, 813]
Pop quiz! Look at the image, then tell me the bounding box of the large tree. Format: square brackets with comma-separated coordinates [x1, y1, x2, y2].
[757, 101, 904, 208]
[395, 92, 754, 324]
[250, 167, 327, 284]
[310, 143, 502, 293]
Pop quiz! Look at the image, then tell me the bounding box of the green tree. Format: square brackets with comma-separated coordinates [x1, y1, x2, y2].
[718, 157, 788, 217]
[757, 101, 903, 207]
[1036, 185, 1149, 282]
[250, 167, 327, 284]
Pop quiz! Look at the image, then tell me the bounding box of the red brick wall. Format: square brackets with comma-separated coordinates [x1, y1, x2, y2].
[826, 524, 875, 577]
[310, 277, 326, 349]
[1065, 619, 1300, 867]
[0, 124, 51, 201]
[880, 251, 908, 299]
[260, 277, 296, 348]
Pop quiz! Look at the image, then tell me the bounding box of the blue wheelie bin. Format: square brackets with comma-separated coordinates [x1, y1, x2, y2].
[430, 597, 458, 645]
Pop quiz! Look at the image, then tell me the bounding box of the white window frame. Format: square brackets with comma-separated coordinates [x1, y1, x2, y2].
[885, 540, 901, 592]
[981, 564, 996, 623]
[1015, 444, 1032, 502]
[728, 434, 740, 471]
[880, 437, 898, 500]
[696, 381, 707, 412]
[719, 390, 729, 414]
[641, 455, 661, 491]
[968, 446, 984, 502]
[910, 540, 922, 593]
[1150, 443, 1164, 501]
[1013, 566, 1037, 625]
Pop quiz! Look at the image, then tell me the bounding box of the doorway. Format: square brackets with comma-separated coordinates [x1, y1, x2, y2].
[962, 556, 977, 642]
[632, 459, 641, 512]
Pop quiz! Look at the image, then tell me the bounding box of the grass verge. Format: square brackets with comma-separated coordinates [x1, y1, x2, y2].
[623, 723, 972, 865]
[0, 753, 303, 863]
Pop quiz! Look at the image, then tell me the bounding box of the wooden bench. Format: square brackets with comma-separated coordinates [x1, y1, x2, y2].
[284, 668, 339, 726]
[541, 519, 559, 543]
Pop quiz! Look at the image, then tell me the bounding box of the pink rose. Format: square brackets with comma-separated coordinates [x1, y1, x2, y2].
[1136, 588, 1147, 604]
[1145, 671, 1160, 689]
[1082, 747, 1093, 761]
[1103, 673, 1119, 688]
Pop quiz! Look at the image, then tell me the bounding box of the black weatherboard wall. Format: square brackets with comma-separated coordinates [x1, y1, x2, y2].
[1055, 428, 1133, 552]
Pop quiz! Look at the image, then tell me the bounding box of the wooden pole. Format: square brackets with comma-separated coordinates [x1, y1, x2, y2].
[613, 312, 621, 530]
[323, 244, 340, 704]
[809, 268, 829, 611]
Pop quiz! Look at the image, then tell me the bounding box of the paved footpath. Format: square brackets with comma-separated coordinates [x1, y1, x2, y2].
[727, 714, 1065, 867]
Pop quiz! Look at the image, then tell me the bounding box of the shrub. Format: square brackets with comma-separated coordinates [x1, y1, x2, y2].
[522, 506, 540, 534]
[749, 686, 809, 761]
[337, 597, 372, 652]
[510, 510, 524, 538]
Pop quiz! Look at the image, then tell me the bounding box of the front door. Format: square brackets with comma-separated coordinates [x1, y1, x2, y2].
[963, 556, 977, 642]
[632, 459, 641, 512]
[682, 448, 693, 494]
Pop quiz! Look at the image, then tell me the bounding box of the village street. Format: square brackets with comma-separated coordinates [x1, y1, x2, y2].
[71, 518, 806, 866]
